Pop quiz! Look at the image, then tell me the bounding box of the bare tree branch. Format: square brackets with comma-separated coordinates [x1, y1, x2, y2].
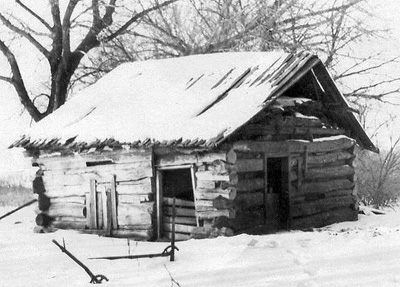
[15, 0, 52, 31]
[0, 13, 50, 58]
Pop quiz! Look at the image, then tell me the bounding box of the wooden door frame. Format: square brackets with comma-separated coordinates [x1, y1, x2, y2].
[155, 164, 198, 239]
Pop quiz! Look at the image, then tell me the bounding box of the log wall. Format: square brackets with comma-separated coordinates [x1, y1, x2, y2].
[33, 150, 155, 240]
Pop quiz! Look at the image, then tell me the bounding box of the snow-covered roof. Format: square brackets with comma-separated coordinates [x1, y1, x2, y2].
[11, 51, 376, 152]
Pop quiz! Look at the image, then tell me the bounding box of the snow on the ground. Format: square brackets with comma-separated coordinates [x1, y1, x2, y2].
[1, 206, 400, 287]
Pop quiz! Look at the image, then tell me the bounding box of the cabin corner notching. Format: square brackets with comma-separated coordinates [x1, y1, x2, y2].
[16, 51, 375, 240]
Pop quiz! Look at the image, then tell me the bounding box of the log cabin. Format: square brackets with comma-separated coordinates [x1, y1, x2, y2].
[10, 51, 377, 241]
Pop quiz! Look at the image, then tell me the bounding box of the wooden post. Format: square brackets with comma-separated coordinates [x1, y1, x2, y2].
[170, 197, 176, 262]
[156, 170, 163, 239]
[190, 166, 199, 227]
[264, 154, 268, 225]
[88, 180, 98, 229]
[110, 175, 118, 229]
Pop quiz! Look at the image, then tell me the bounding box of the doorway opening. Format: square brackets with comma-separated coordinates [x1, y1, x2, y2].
[156, 166, 197, 240]
[265, 157, 290, 231]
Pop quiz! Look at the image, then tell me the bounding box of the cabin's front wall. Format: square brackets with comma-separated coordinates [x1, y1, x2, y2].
[33, 150, 156, 240]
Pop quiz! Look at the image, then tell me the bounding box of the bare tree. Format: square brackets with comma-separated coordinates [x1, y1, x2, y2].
[0, 0, 177, 122]
[84, 0, 400, 103]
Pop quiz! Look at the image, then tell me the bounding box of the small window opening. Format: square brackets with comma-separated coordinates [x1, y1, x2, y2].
[86, 160, 114, 167]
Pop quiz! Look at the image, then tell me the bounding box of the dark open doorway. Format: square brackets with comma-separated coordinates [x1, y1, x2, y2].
[265, 157, 290, 231]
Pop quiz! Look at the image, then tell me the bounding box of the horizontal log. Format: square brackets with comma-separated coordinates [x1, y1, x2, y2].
[196, 209, 236, 219]
[292, 189, 354, 204]
[44, 185, 87, 197]
[35, 213, 52, 227]
[291, 207, 357, 230]
[297, 179, 354, 195]
[274, 115, 323, 127]
[156, 152, 228, 167]
[50, 196, 86, 205]
[164, 206, 196, 217]
[163, 197, 195, 208]
[163, 216, 197, 225]
[35, 150, 152, 171]
[43, 162, 153, 185]
[116, 178, 153, 195]
[163, 223, 197, 234]
[244, 124, 345, 137]
[195, 171, 238, 184]
[195, 187, 237, 200]
[236, 178, 264, 192]
[53, 216, 87, 223]
[117, 224, 152, 230]
[235, 192, 264, 210]
[209, 158, 264, 174]
[118, 194, 152, 204]
[292, 195, 355, 218]
[196, 180, 216, 189]
[44, 202, 86, 218]
[305, 165, 354, 180]
[307, 151, 355, 166]
[233, 136, 355, 155]
[51, 220, 87, 230]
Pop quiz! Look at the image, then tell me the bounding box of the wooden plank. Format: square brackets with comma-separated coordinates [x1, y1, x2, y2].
[190, 166, 200, 226]
[164, 206, 196, 217]
[110, 175, 118, 229]
[156, 170, 163, 239]
[117, 203, 153, 226]
[156, 152, 228, 167]
[163, 197, 195, 207]
[36, 150, 152, 171]
[196, 209, 236, 219]
[195, 171, 238, 184]
[243, 124, 345, 137]
[305, 165, 354, 180]
[195, 187, 237, 200]
[118, 194, 152, 204]
[295, 179, 355, 197]
[163, 216, 197, 225]
[45, 202, 86, 218]
[52, 220, 87, 230]
[307, 151, 355, 166]
[45, 185, 88, 198]
[196, 180, 216, 189]
[88, 180, 97, 229]
[291, 195, 355, 218]
[50, 196, 85, 205]
[116, 178, 153, 194]
[233, 136, 355, 155]
[163, 223, 197, 234]
[236, 178, 264, 192]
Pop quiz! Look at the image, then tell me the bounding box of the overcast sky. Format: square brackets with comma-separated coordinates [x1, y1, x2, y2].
[1, 0, 400, 175]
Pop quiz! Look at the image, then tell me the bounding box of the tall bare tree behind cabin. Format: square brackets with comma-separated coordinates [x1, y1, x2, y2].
[0, 0, 177, 122]
[83, 0, 400, 104]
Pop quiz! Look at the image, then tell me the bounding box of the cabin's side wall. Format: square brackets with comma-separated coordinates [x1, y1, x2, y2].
[289, 138, 357, 229]
[33, 150, 155, 240]
[232, 136, 358, 231]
